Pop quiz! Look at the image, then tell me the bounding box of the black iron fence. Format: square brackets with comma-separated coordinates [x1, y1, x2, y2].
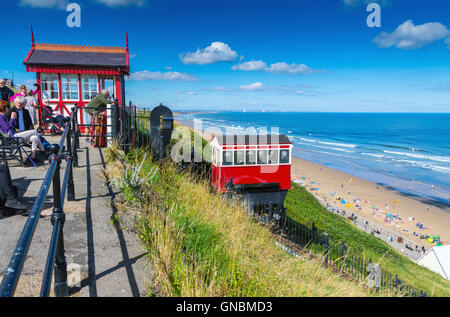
[277, 213, 426, 297]
[0, 108, 77, 297]
[119, 102, 152, 151]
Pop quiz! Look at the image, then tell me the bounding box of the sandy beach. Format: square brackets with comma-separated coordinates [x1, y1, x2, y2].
[291, 158, 450, 247]
[176, 120, 450, 253]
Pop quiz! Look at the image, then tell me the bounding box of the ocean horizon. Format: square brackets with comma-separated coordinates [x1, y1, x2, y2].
[176, 111, 450, 209]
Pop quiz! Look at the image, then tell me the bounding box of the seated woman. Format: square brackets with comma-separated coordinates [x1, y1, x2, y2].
[41, 99, 66, 129]
[0, 101, 30, 214]
[1, 98, 45, 166]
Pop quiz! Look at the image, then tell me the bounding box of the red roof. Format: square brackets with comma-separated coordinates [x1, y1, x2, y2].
[24, 42, 130, 75]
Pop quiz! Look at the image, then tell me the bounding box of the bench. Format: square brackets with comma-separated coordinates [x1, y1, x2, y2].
[0, 133, 25, 167]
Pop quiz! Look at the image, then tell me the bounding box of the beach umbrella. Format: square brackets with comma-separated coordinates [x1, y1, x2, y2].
[341, 200, 346, 204]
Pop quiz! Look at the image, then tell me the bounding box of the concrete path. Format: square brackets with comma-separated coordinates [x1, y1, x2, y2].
[0, 140, 151, 297]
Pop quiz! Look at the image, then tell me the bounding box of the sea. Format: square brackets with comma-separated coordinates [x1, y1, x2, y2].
[176, 111, 450, 208]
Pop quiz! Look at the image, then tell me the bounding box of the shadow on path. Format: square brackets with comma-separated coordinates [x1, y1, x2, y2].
[85, 147, 98, 297]
[98, 148, 141, 297]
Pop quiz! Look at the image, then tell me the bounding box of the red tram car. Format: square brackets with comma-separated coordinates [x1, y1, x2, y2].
[210, 134, 293, 219]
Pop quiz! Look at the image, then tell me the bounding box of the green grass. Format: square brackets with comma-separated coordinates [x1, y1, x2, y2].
[285, 183, 450, 297]
[105, 147, 390, 297]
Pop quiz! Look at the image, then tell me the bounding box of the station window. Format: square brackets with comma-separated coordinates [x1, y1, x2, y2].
[234, 150, 245, 166]
[62, 75, 79, 100]
[246, 150, 257, 165]
[223, 151, 233, 166]
[258, 150, 268, 165]
[41, 74, 59, 100]
[269, 149, 279, 164]
[280, 149, 290, 164]
[82, 76, 99, 100]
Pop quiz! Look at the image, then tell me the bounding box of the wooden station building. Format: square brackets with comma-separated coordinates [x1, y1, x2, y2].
[23, 28, 130, 129]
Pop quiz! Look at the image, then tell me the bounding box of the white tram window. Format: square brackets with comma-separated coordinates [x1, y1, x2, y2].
[280, 149, 290, 164]
[223, 151, 233, 166]
[257, 150, 268, 165]
[269, 150, 279, 164]
[246, 150, 256, 165]
[234, 150, 245, 166]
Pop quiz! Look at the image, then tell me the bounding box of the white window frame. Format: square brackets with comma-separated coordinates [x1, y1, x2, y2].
[215, 145, 292, 167]
[279, 148, 292, 165]
[246, 149, 257, 166]
[61, 75, 79, 101]
[41, 74, 60, 101]
[234, 149, 246, 166]
[82, 75, 99, 101]
[222, 150, 234, 167]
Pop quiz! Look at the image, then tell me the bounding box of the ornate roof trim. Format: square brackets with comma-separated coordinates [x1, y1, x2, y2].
[35, 43, 127, 54]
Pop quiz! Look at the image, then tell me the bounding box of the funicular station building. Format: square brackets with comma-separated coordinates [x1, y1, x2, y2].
[23, 29, 130, 133]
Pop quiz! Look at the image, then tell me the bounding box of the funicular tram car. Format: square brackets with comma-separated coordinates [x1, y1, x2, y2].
[210, 134, 293, 220]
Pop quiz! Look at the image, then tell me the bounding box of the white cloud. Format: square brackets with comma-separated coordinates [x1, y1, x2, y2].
[20, 0, 69, 9]
[232, 60, 316, 75]
[268, 62, 315, 75]
[239, 82, 263, 91]
[374, 20, 450, 50]
[203, 86, 233, 92]
[129, 70, 198, 82]
[231, 60, 267, 71]
[180, 42, 238, 65]
[96, 0, 145, 6]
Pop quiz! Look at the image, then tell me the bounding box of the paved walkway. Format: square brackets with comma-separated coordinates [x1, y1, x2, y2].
[0, 141, 151, 297]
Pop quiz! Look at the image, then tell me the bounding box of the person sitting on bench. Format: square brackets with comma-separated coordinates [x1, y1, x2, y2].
[0, 100, 29, 214]
[1, 98, 45, 166]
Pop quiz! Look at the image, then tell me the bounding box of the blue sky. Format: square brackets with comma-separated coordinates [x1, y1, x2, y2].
[2, 0, 450, 112]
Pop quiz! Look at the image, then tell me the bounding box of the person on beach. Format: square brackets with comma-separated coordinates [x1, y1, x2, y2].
[1, 98, 45, 166]
[0, 79, 14, 102]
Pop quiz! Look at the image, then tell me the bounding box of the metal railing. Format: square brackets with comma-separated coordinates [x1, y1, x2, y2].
[276, 213, 427, 297]
[0, 108, 77, 297]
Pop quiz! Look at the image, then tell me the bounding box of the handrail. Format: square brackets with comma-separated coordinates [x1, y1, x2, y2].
[0, 108, 77, 297]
